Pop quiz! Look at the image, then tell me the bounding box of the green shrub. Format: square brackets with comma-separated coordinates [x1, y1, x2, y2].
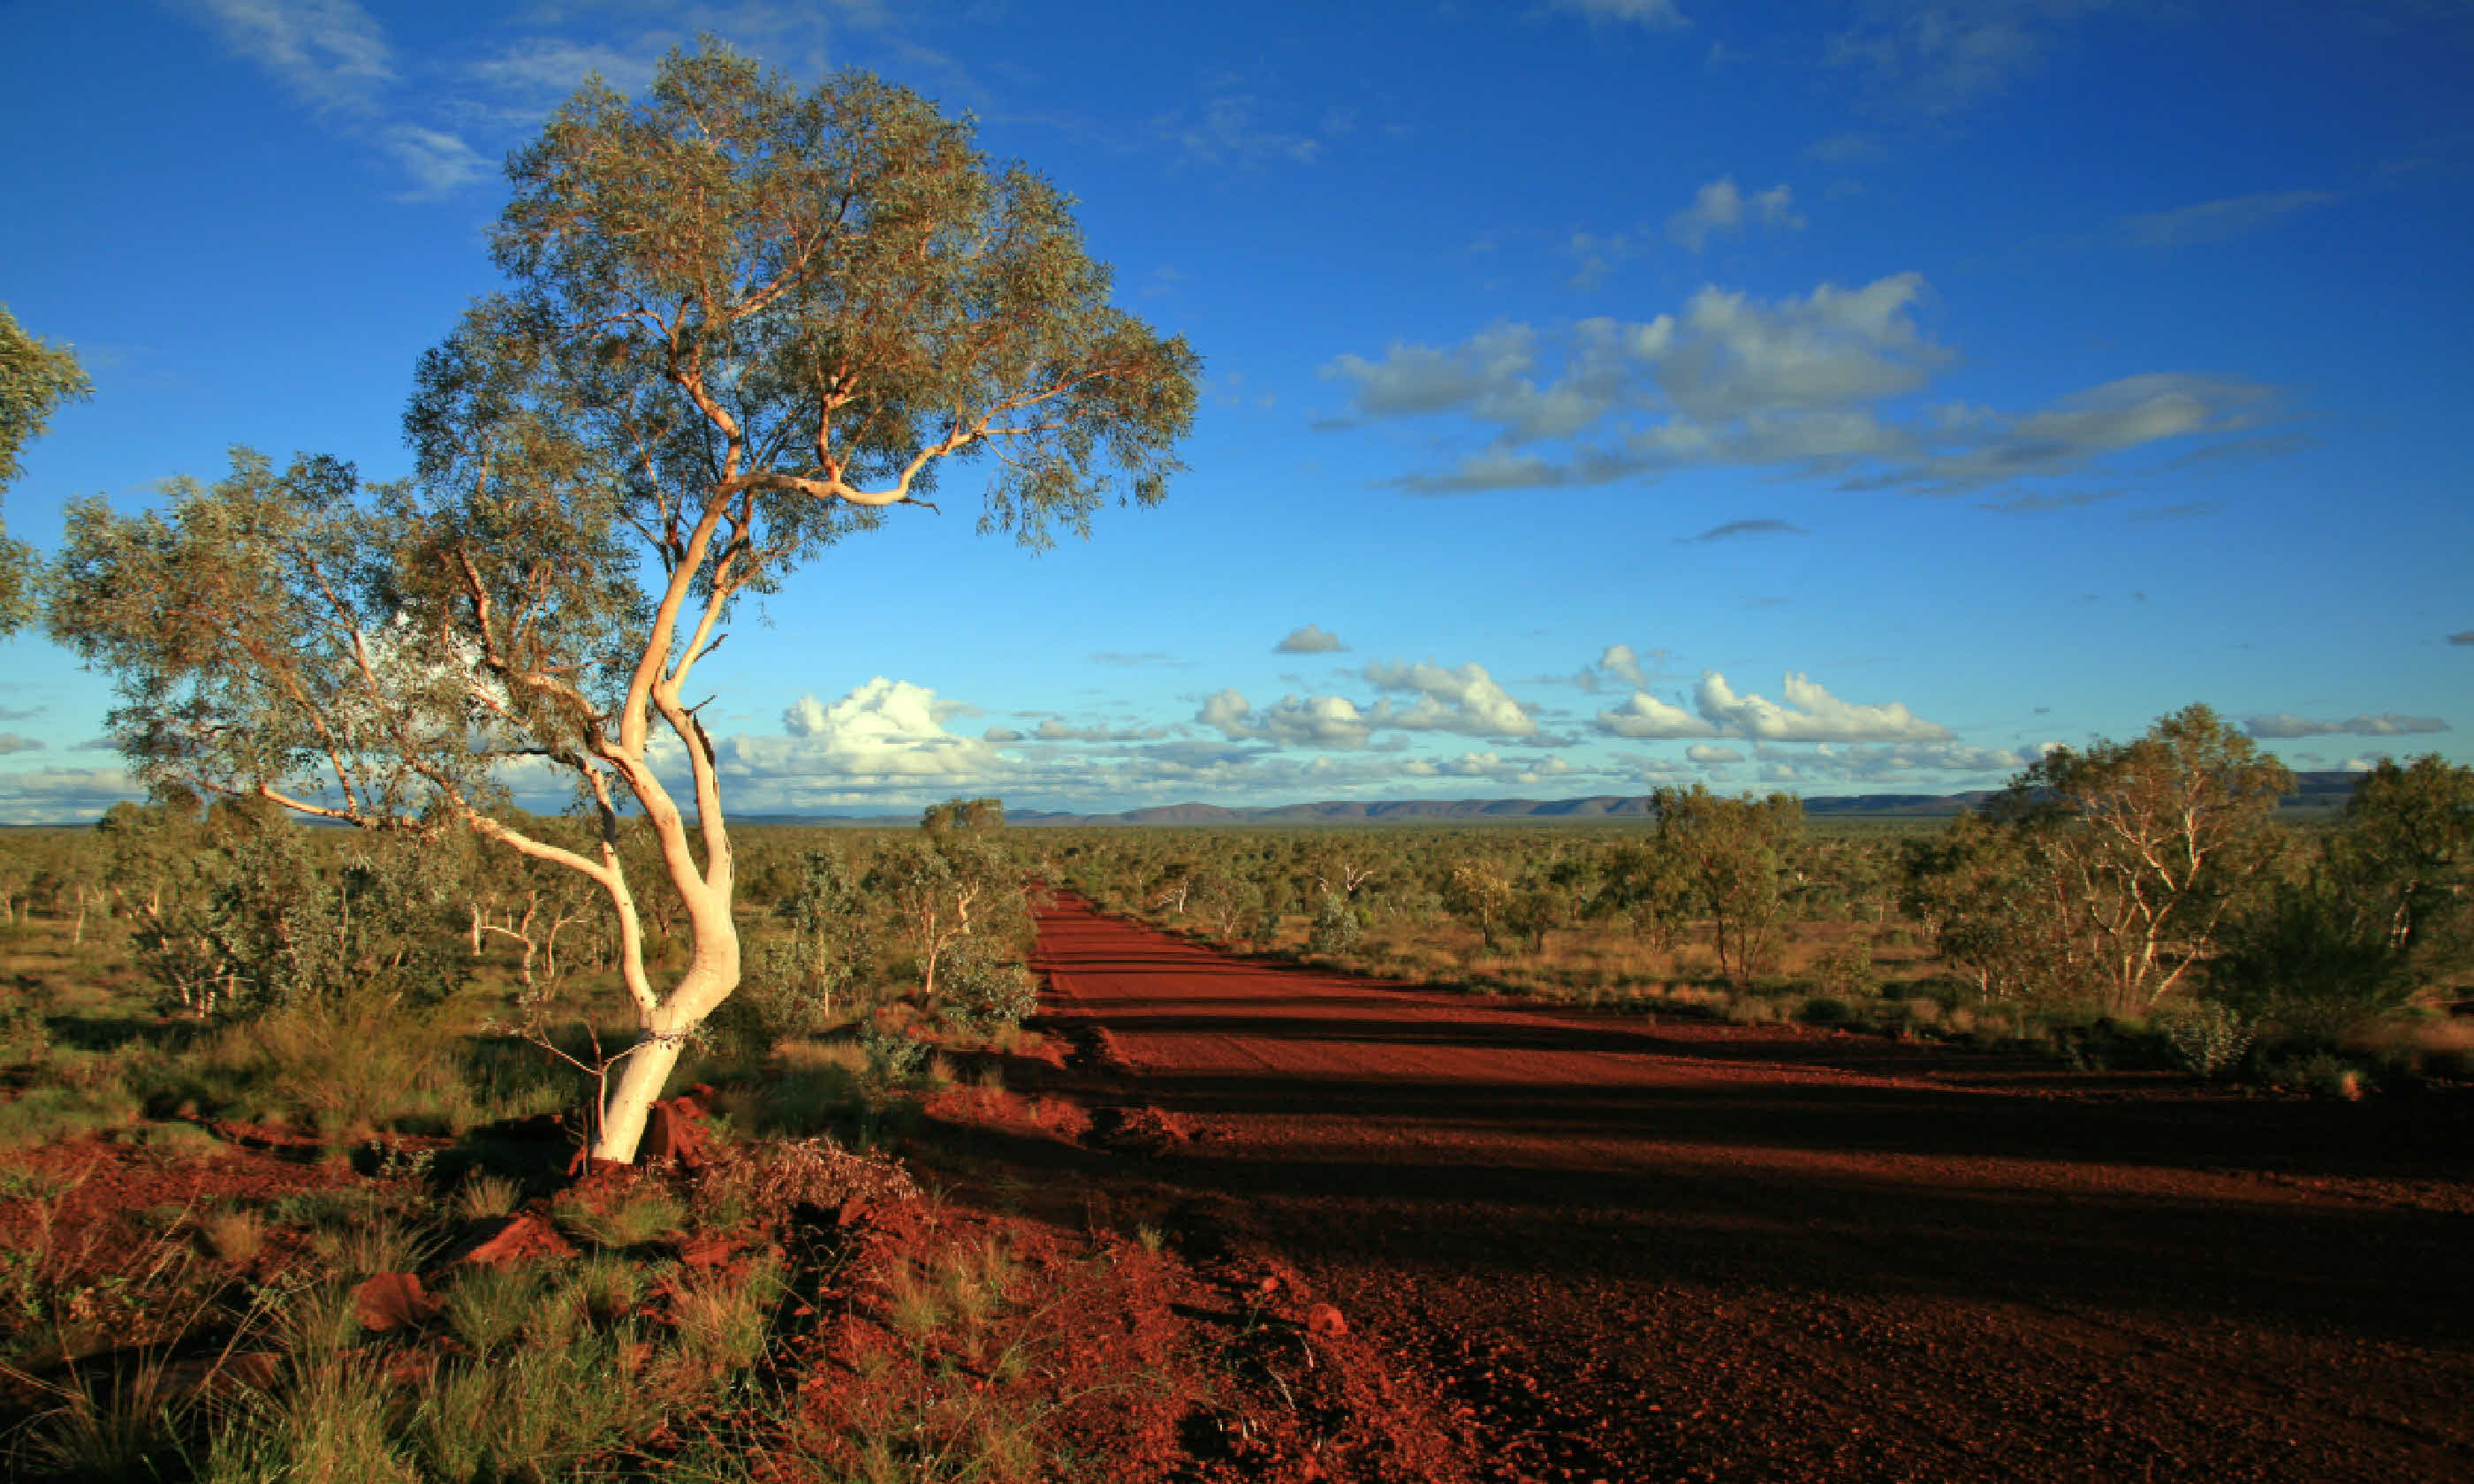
[2157, 1000, 2257, 1077]
[934, 937, 1040, 1034]
[1309, 892, 1362, 957]
[1797, 995, 1854, 1027]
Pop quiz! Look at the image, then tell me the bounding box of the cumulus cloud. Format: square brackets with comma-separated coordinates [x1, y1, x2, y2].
[754, 678, 1001, 779]
[1666, 178, 1804, 253]
[1320, 269, 2282, 498]
[1362, 661, 1538, 738]
[1696, 672, 1951, 742]
[1686, 744, 1743, 764]
[1597, 692, 1718, 739]
[1598, 671, 1952, 744]
[0, 735, 43, 756]
[2126, 190, 2339, 247]
[1681, 518, 1808, 542]
[1597, 644, 1649, 688]
[2243, 713, 2449, 739]
[1275, 624, 1348, 654]
[1196, 690, 1375, 749]
[1402, 751, 1578, 784]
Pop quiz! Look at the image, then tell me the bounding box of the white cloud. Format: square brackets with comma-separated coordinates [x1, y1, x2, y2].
[1554, 0, 1689, 28]
[1666, 178, 1804, 253]
[1320, 273, 2281, 497]
[1599, 671, 1953, 745]
[1362, 660, 1538, 738]
[0, 765, 143, 824]
[1275, 624, 1349, 654]
[194, 0, 392, 113]
[383, 125, 489, 197]
[1597, 644, 1648, 688]
[1696, 671, 1952, 742]
[0, 735, 43, 756]
[2126, 190, 2338, 247]
[1686, 744, 1742, 764]
[1597, 692, 1718, 739]
[1196, 690, 1375, 749]
[2244, 712, 2449, 739]
[462, 39, 658, 108]
[752, 678, 1000, 778]
[1402, 751, 1578, 784]
[1030, 718, 1167, 744]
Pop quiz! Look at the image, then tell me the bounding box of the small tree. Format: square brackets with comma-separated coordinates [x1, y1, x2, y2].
[47, 43, 1196, 1160]
[1651, 785, 1801, 982]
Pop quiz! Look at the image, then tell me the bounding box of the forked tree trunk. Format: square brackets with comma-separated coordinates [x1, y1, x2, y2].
[589, 886, 740, 1163]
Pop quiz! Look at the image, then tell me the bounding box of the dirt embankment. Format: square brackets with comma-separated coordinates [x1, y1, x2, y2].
[1014, 892, 2474, 1484]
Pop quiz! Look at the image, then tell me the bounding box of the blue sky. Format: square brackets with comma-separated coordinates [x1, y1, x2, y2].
[3, 0, 2469, 821]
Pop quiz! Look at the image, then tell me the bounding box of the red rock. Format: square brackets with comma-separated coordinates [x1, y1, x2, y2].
[640, 1095, 714, 1166]
[459, 1211, 579, 1267]
[353, 1272, 441, 1331]
[1305, 1303, 1347, 1336]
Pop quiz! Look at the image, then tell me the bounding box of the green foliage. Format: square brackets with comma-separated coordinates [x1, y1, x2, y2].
[2212, 754, 2473, 1036]
[1910, 706, 2289, 1015]
[43, 40, 1195, 1164]
[0, 304, 93, 634]
[1308, 890, 1363, 957]
[1649, 785, 1802, 982]
[933, 935, 1040, 1034]
[2155, 1000, 2257, 1076]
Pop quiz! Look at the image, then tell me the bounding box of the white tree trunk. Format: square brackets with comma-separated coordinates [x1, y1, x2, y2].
[594, 1028, 687, 1163]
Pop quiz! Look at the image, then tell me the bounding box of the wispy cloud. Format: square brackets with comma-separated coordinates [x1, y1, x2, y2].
[1681, 518, 1808, 542]
[192, 0, 392, 113]
[2244, 712, 2448, 739]
[2125, 190, 2339, 246]
[1831, 0, 2114, 117]
[1553, 0, 1690, 29]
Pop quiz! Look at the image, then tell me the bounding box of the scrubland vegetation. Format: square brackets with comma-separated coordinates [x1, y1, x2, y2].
[1046, 708, 2474, 1097]
[0, 705, 2468, 1475]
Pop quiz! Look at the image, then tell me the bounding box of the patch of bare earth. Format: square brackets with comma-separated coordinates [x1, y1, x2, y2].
[982, 892, 2474, 1484]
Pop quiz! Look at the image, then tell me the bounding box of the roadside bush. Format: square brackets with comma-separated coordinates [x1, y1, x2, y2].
[934, 936, 1039, 1034]
[2156, 1000, 2257, 1077]
[1797, 995, 1854, 1027]
[1309, 892, 1362, 957]
[1811, 936, 1879, 1000]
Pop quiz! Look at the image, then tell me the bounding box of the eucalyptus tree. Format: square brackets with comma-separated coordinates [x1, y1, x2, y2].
[1990, 705, 2288, 1015]
[47, 43, 1197, 1160]
[0, 305, 92, 632]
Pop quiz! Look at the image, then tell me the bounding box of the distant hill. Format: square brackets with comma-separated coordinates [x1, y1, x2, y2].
[732, 771, 2364, 829]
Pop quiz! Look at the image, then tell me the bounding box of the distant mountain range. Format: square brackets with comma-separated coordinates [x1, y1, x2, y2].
[736, 770, 2366, 828]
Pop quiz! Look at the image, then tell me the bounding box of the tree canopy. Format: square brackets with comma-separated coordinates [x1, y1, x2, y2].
[48, 42, 1198, 1160]
[0, 303, 93, 632]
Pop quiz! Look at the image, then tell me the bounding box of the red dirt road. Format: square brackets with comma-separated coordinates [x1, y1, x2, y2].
[1026, 894, 2474, 1483]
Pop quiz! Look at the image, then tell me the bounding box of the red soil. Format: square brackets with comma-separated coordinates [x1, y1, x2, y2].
[1016, 893, 2474, 1484]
